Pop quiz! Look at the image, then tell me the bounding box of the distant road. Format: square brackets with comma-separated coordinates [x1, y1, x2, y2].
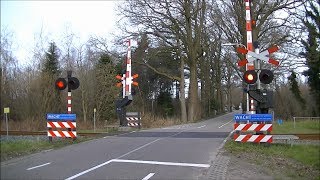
[1, 111, 237, 180]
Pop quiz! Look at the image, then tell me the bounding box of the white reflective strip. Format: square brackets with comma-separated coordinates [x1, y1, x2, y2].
[261, 135, 272, 142]
[247, 135, 257, 142]
[68, 92, 72, 96]
[246, 10, 251, 20]
[235, 135, 245, 141]
[62, 122, 71, 128]
[63, 122, 76, 128]
[248, 124, 259, 131]
[245, 2, 249, 6]
[68, 99, 71, 104]
[53, 122, 60, 128]
[47, 122, 51, 128]
[53, 131, 60, 137]
[235, 124, 246, 131]
[247, 31, 252, 43]
[68, 107, 72, 112]
[261, 124, 272, 131]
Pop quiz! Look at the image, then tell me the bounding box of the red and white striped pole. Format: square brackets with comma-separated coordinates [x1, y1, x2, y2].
[245, 0, 255, 113]
[67, 91, 72, 114]
[125, 39, 132, 97]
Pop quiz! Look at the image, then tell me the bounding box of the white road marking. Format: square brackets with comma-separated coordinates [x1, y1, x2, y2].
[116, 139, 161, 159]
[26, 162, 51, 170]
[65, 129, 194, 180]
[112, 159, 210, 168]
[43, 149, 53, 153]
[218, 120, 233, 128]
[197, 125, 206, 128]
[65, 160, 113, 180]
[142, 173, 155, 180]
[65, 139, 161, 180]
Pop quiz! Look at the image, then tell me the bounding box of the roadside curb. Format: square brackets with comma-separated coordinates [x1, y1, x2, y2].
[201, 130, 234, 180]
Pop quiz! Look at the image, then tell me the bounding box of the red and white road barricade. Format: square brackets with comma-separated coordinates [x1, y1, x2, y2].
[234, 123, 273, 143]
[46, 114, 77, 141]
[234, 134, 272, 143]
[126, 112, 141, 128]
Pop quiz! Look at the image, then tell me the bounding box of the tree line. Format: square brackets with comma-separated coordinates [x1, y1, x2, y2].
[1, 0, 319, 130]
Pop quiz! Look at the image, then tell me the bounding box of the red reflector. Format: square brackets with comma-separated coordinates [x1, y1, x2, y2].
[236, 47, 248, 54]
[268, 46, 279, 54]
[268, 59, 279, 66]
[116, 75, 122, 80]
[237, 59, 248, 67]
[132, 74, 139, 79]
[132, 82, 138, 86]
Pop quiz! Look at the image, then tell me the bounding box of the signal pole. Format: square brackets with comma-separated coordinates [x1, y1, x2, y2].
[245, 0, 255, 114]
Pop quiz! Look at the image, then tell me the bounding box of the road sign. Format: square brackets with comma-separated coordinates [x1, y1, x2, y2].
[46, 114, 76, 121]
[4, 107, 10, 113]
[234, 114, 273, 122]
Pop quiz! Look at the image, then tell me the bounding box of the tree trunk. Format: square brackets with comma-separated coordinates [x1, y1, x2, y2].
[188, 61, 199, 122]
[180, 58, 187, 123]
[81, 89, 87, 122]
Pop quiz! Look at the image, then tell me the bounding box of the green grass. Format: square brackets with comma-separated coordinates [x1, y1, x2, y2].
[0, 137, 93, 161]
[273, 120, 320, 134]
[225, 140, 320, 169]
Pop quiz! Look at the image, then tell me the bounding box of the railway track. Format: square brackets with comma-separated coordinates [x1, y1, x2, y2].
[1, 131, 319, 140]
[0, 130, 115, 137]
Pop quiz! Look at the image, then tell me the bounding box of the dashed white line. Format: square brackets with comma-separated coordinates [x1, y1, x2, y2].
[26, 162, 51, 170]
[218, 120, 233, 128]
[142, 173, 155, 180]
[197, 125, 206, 128]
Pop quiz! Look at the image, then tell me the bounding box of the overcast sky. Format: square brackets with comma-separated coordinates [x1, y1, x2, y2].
[1, 1, 121, 65]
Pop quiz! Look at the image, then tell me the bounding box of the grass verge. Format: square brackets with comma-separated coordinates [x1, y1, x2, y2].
[273, 120, 320, 134]
[224, 140, 320, 179]
[1, 137, 93, 162]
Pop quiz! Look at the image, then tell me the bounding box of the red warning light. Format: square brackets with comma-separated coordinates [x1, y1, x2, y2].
[55, 78, 67, 90]
[243, 70, 257, 84]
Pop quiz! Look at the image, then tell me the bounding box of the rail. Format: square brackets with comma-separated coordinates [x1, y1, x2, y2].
[0, 130, 111, 137]
[1, 131, 319, 140]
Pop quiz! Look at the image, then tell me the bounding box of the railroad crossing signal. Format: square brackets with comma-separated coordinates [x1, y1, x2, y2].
[115, 74, 139, 88]
[116, 74, 125, 87]
[236, 45, 280, 67]
[243, 69, 274, 85]
[55, 75, 80, 90]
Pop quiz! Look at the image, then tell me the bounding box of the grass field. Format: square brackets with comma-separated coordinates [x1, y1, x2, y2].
[273, 119, 320, 134]
[224, 140, 320, 179]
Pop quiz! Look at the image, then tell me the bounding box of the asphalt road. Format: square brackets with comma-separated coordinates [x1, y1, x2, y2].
[1, 111, 237, 180]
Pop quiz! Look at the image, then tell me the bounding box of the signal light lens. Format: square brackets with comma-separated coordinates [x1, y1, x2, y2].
[68, 77, 80, 90]
[55, 78, 67, 90]
[243, 70, 257, 84]
[259, 69, 274, 84]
